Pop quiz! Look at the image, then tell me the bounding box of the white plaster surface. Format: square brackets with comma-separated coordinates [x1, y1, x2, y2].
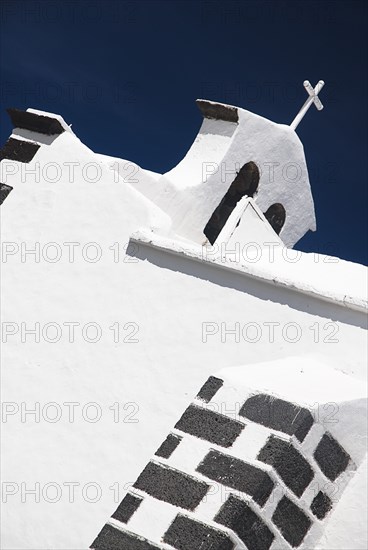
[132, 101, 316, 247]
[0, 109, 367, 549]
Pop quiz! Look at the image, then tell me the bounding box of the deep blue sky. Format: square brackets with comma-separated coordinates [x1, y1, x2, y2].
[1, 0, 367, 264]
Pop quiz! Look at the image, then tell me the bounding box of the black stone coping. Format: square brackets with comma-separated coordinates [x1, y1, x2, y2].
[215, 494, 275, 550]
[90, 523, 160, 550]
[196, 100, 239, 123]
[0, 183, 13, 205]
[111, 492, 143, 524]
[7, 108, 65, 135]
[133, 461, 209, 511]
[272, 496, 312, 548]
[174, 404, 244, 448]
[240, 394, 314, 442]
[155, 433, 182, 459]
[196, 449, 274, 507]
[258, 435, 314, 497]
[313, 432, 351, 481]
[163, 513, 234, 550]
[310, 491, 333, 520]
[0, 138, 40, 163]
[196, 376, 224, 403]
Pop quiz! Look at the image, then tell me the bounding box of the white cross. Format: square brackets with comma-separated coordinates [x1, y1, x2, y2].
[290, 80, 325, 130]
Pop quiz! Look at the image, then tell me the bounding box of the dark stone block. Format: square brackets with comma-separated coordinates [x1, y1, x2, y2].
[155, 433, 182, 459]
[90, 523, 160, 550]
[310, 491, 333, 520]
[111, 492, 142, 523]
[175, 404, 244, 447]
[215, 494, 275, 550]
[272, 496, 312, 547]
[196, 99, 238, 123]
[196, 376, 224, 403]
[133, 461, 209, 510]
[196, 450, 274, 507]
[7, 108, 65, 135]
[258, 435, 314, 497]
[240, 394, 314, 442]
[0, 183, 13, 205]
[163, 513, 234, 550]
[0, 138, 40, 163]
[313, 432, 351, 481]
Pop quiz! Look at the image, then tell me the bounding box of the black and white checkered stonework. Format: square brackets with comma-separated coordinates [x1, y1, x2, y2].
[91, 375, 355, 550]
[0, 108, 67, 206]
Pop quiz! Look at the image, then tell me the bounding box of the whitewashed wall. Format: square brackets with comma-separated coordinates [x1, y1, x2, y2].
[0, 111, 366, 549]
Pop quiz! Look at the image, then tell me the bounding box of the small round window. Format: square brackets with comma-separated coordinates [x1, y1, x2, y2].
[263, 203, 286, 235]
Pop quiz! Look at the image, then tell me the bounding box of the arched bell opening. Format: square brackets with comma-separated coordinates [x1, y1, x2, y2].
[204, 161, 260, 244]
[263, 203, 286, 235]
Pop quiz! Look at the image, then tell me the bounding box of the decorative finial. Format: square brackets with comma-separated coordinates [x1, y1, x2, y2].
[290, 80, 325, 130]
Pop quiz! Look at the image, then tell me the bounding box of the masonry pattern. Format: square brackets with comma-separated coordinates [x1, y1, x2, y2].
[0, 108, 66, 205]
[91, 375, 355, 550]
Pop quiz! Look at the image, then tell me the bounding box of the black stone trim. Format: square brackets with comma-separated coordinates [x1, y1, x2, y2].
[7, 108, 65, 135]
[196, 100, 238, 123]
[163, 513, 234, 550]
[0, 138, 40, 163]
[196, 450, 274, 507]
[175, 404, 244, 447]
[258, 435, 314, 497]
[272, 496, 312, 547]
[155, 433, 182, 459]
[133, 461, 209, 510]
[310, 491, 333, 520]
[0, 183, 13, 205]
[196, 376, 224, 403]
[215, 494, 275, 550]
[111, 492, 142, 524]
[313, 432, 351, 481]
[240, 394, 314, 442]
[90, 523, 160, 550]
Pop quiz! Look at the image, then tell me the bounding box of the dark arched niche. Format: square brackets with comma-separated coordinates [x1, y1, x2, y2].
[263, 203, 286, 235]
[204, 161, 260, 244]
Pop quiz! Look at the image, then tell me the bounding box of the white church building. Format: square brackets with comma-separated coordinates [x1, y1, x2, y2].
[1, 81, 367, 550]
